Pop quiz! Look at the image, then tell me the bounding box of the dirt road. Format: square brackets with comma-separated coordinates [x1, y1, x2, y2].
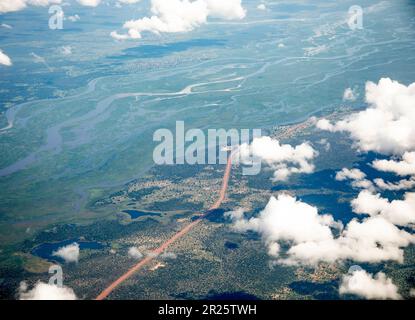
[96, 153, 233, 300]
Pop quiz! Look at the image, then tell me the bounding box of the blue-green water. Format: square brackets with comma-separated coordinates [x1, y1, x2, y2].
[122, 210, 161, 219]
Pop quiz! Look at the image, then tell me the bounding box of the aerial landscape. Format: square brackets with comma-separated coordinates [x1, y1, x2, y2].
[0, 0, 415, 302]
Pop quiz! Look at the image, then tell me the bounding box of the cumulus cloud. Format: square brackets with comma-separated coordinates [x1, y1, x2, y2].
[226, 195, 339, 252]
[19, 281, 77, 300]
[0, 49, 12, 66]
[320, 78, 415, 194]
[372, 152, 415, 177]
[77, 0, 101, 7]
[343, 87, 358, 102]
[1, 23, 13, 29]
[339, 269, 401, 300]
[317, 78, 415, 156]
[317, 138, 330, 152]
[52, 242, 80, 263]
[118, 0, 141, 4]
[227, 195, 414, 265]
[335, 168, 374, 191]
[110, 31, 131, 40]
[111, 0, 246, 40]
[371, 150, 415, 191]
[160, 252, 177, 259]
[0, 0, 62, 13]
[199, 0, 246, 19]
[128, 246, 143, 259]
[237, 136, 318, 181]
[374, 177, 415, 191]
[336, 168, 365, 181]
[286, 215, 414, 265]
[351, 190, 415, 227]
[127, 246, 176, 260]
[333, 163, 414, 193]
[316, 118, 334, 131]
[257, 4, 266, 10]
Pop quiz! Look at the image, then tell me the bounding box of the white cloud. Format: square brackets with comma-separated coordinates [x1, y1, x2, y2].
[311, 219, 408, 264]
[343, 87, 358, 102]
[226, 195, 340, 262]
[371, 151, 415, 191]
[127, 247, 176, 260]
[352, 190, 415, 227]
[0, 49, 12, 66]
[0, 0, 30, 13]
[203, 0, 246, 20]
[316, 118, 334, 131]
[227, 195, 339, 254]
[350, 178, 374, 191]
[317, 78, 415, 156]
[118, 0, 141, 3]
[0, 0, 62, 13]
[374, 177, 415, 191]
[160, 252, 177, 259]
[128, 246, 143, 259]
[237, 136, 317, 181]
[77, 0, 101, 7]
[110, 31, 131, 40]
[336, 168, 366, 181]
[227, 195, 414, 266]
[339, 269, 401, 300]
[19, 281, 77, 300]
[335, 168, 374, 191]
[1, 23, 13, 29]
[372, 152, 415, 177]
[52, 242, 80, 263]
[318, 138, 330, 152]
[67, 14, 80, 22]
[111, 0, 246, 40]
[286, 215, 414, 265]
[257, 4, 266, 10]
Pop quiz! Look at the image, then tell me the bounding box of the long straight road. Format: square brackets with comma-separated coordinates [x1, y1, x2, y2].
[96, 153, 234, 300]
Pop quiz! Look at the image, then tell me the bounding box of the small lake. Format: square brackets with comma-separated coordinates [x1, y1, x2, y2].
[122, 210, 161, 219]
[31, 239, 105, 262]
[224, 241, 239, 250]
